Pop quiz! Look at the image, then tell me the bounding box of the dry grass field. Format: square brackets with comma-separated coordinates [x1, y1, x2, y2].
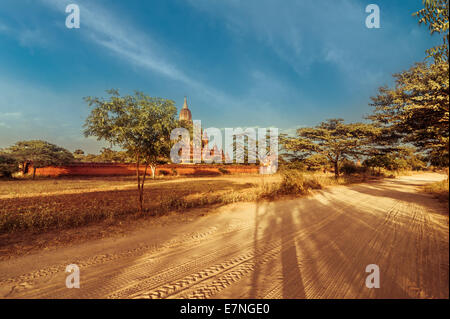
[0, 171, 372, 236]
[0, 175, 261, 233]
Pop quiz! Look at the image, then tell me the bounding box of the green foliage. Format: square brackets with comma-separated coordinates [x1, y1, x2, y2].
[83, 89, 178, 212]
[340, 160, 358, 175]
[414, 0, 449, 62]
[284, 119, 379, 177]
[84, 90, 177, 164]
[304, 154, 329, 171]
[73, 149, 84, 155]
[369, 62, 449, 167]
[363, 147, 427, 171]
[0, 153, 18, 178]
[281, 160, 307, 171]
[93, 147, 132, 163]
[3, 140, 74, 178]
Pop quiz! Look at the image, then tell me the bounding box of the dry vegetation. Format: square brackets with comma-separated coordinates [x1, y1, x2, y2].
[0, 171, 375, 236]
[0, 176, 137, 198]
[423, 176, 449, 203]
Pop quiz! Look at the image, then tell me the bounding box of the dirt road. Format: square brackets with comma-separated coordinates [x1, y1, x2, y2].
[0, 173, 448, 299]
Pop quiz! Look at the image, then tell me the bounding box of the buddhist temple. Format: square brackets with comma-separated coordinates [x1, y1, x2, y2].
[177, 97, 225, 162]
[179, 96, 192, 123]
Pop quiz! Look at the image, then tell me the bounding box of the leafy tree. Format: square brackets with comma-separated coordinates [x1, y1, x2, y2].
[364, 146, 427, 172]
[304, 154, 329, 171]
[0, 153, 18, 178]
[73, 149, 85, 162]
[340, 159, 362, 175]
[414, 0, 449, 62]
[74, 149, 85, 155]
[396, 146, 428, 170]
[285, 119, 379, 178]
[82, 153, 99, 162]
[4, 140, 74, 179]
[369, 62, 449, 167]
[96, 147, 133, 163]
[83, 89, 178, 213]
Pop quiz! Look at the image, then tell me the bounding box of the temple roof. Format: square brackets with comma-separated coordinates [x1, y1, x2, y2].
[179, 96, 192, 122]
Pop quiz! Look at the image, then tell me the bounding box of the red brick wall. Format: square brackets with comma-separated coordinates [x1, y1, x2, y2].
[31, 163, 259, 177]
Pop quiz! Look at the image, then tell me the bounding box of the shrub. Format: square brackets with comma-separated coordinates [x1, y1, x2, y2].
[158, 169, 171, 176]
[423, 178, 449, 202]
[340, 161, 357, 175]
[279, 170, 308, 194]
[304, 175, 324, 189]
[0, 154, 18, 178]
[218, 167, 230, 175]
[283, 161, 307, 171]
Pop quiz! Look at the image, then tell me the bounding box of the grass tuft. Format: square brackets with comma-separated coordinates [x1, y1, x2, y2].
[423, 178, 449, 203]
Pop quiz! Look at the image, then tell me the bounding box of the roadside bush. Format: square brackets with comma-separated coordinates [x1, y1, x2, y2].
[423, 178, 449, 203]
[283, 161, 307, 171]
[218, 167, 230, 175]
[340, 161, 358, 175]
[340, 161, 368, 176]
[278, 170, 309, 194]
[304, 175, 324, 189]
[0, 154, 18, 178]
[158, 169, 171, 176]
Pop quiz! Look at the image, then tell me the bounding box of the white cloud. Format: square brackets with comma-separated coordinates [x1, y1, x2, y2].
[0, 18, 49, 49]
[39, 0, 237, 110]
[185, 0, 405, 87]
[0, 112, 22, 118]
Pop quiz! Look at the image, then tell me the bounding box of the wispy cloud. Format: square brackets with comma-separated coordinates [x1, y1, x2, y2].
[0, 20, 49, 49]
[0, 112, 22, 118]
[185, 0, 410, 86]
[187, 0, 361, 70]
[38, 0, 313, 123]
[39, 0, 236, 109]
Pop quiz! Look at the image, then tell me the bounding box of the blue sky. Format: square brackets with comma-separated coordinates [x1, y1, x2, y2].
[0, 0, 440, 153]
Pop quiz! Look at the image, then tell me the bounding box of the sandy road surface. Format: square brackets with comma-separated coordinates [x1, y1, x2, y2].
[0, 173, 448, 299]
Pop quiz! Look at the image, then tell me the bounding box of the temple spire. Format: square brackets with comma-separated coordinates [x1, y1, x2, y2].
[179, 95, 192, 122]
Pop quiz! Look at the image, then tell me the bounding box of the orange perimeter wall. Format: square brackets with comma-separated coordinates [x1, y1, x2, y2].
[32, 163, 259, 177]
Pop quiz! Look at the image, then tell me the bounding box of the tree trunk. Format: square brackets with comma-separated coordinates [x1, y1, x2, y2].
[23, 162, 29, 175]
[136, 155, 143, 213]
[151, 165, 156, 179]
[141, 163, 149, 213]
[32, 167, 36, 180]
[334, 161, 339, 179]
